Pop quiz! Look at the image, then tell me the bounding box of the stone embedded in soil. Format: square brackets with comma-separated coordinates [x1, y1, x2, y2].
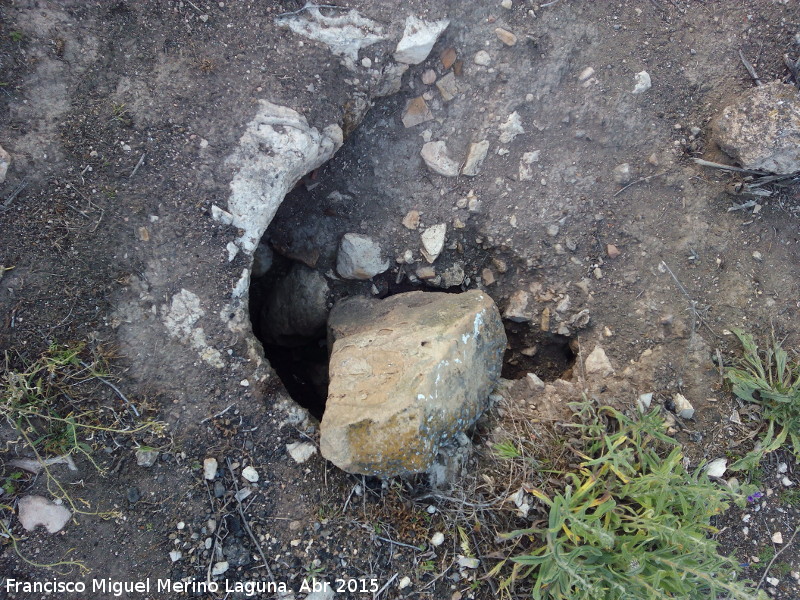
[421, 141, 460, 177]
[241, 465, 259, 482]
[203, 457, 218, 480]
[136, 448, 159, 467]
[18, 495, 72, 533]
[394, 16, 450, 65]
[435, 72, 459, 102]
[402, 96, 434, 128]
[321, 290, 506, 477]
[504, 290, 533, 322]
[672, 393, 695, 419]
[421, 69, 437, 85]
[211, 561, 229, 576]
[631, 70, 651, 94]
[494, 27, 517, 46]
[261, 263, 330, 344]
[612, 163, 632, 185]
[421, 223, 447, 263]
[713, 81, 800, 174]
[519, 150, 540, 181]
[0, 144, 10, 183]
[286, 441, 317, 463]
[462, 140, 490, 176]
[336, 233, 390, 280]
[499, 111, 525, 144]
[441, 47, 457, 70]
[705, 458, 727, 478]
[474, 50, 491, 66]
[584, 345, 613, 376]
[402, 209, 421, 229]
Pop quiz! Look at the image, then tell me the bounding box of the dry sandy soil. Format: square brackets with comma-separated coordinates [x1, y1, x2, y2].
[1, 1, 799, 599]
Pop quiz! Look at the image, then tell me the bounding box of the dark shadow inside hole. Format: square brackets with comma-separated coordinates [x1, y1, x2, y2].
[501, 324, 576, 381]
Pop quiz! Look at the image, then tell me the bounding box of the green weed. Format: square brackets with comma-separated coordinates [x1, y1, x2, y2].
[489, 405, 762, 600]
[725, 330, 800, 461]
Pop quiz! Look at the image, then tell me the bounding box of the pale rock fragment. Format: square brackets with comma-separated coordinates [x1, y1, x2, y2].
[241, 465, 259, 482]
[421, 141, 460, 177]
[495, 27, 517, 46]
[402, 209, 421, 229]
[435, 72, 459, 101]
[632, 71, 652, 94]
[203, 457, 218, 480]
[18, 496, 72, 533]
[519, 150, 540, 181]
[394, 16, 450, 65]
[0, 144, 10, 183]
[504, 290, 532, 322]
[673, 393, 695, 419]
[287, 442, 318, 464]
[336, 233, 390, 279]
[705, 458, 727, 478]
[584, 346, 613, 377]
[421, 223, 447, 263]
[499, 112, 524, 144]
[402, 96, 434, 128]
[474, 50, 491, 66]
[462, 140, 490, 176]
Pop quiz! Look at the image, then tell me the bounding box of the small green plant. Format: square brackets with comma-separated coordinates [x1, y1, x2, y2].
[9, 31, 24, 43]
[489, 405, 761, 600]
[726, 330, 800, 461]
[756, 545, 775, 567]
[779, 487, 800, 506]
[494, 441, 523, 460]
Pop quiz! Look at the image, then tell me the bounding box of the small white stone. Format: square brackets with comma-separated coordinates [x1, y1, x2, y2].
[766, 576, 780, 587]
[241, 465, 259, 483]
[501, 0, 513, 8]
[673, 393, 695, 419]
[169, 550, 183, 562]
[499, 111, 525, 144]
[421, 223, 447, 263]
[474, 50, 492, 66]
[771, 531, 783, 544]
[177, 521, 186, 530]
[632, 71, 652, 94]
[203, 457, 218, 480]
[585, 346, 613, 377]
[286, 441, 317, 464]
[361, 56, 372, 68]
[526, 373, 545, 390]
[705, 458, 727, 478]
[398, 576, 412, 589]
[778, 462, 788, 474]
[458, 556, 480, 569]
[239, 379, 250, 387]
[394, 16, 450, 65]
[211, 561, 229, 576]
[431, 532, 445, 546]
[781, 476, 793, 487]
[578, 66, 595, 81]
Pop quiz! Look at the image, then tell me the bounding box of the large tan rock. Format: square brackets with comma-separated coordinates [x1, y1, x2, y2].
[321, 290, 506, 476]
[713, 82, 800, 174]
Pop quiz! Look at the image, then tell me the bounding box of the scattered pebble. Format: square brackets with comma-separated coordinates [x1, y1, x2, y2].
[421, 141, 460, 177]
[441, 47, 457, 70]
[499, 111, 525, 143]
[136, 448, 159, 468]
[612, 163, 632, 185]
[606, 244, 621, 258]
[474, 50, 492, 66]
[402, 209, 420, 230]
[430, 532, 445, 546]
[546, 224, 559, 237]
[337, 233, 390, 279]
[421, 223, 447, 263]
[481, 268, 495, 285]
[593, 267, 603, 279]
[526, 373, 545, 390]
[421, 69, 436, 85]
[495, 27, 517, 46]
[169, 550, 183, 562]
[211, 561, 229, 576]
[436, 72, 459, 101]
[241, 465, 259, 482]
[632, 71, 652, 94]
[504, 290, 532, 322]
[402, 96, 434, 128]
[752, 251, 763, 261]
[772, 531, 784, 544]
[782, 476, 793, 487]
[204, 457, 218, 480]
[462, 140, 490, 176]
[398, 576, 412, 589]
[584, 346, 613, 377]
[458, 556, 480, 569]
[286, 441, 317, 464]
[705, 458, 727, 478]
[126, 487, 141, 504]
[394, 16, 450, 65]
[18, 495, 72, 533]
[578, 66, 595, 81]
[673, 393, 695, 419]
[501, 0, 513, 8]
[0, 144, 10, 184]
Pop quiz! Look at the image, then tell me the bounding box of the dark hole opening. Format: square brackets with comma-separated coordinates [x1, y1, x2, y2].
[501, 323, 577, 382]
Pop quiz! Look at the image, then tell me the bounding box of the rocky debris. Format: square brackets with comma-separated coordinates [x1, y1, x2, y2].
[441, 47, 457, 69]
[421, 223, 447, 263]
[474, 50, 491, 66]
[612, 163, 632, 185]
[211, 561, 229, 576]
[241, 465, 259, 482]
[712, 81, 800, 174]
[223, 539, 251, 567]
[578, 66, 597, 86]
[416, 265, 437, 280]
[421, 141, 460, 177]
[584, 346, 613, 376]
[286, 441, 317, 463]
[705, 458, 727, 478]
[18, 495, 72, 533]
[321, 290, 506, 476]
[772, 531, 784, 544]
[504, 290, 533, 322]
[421, 69, 437, 85]
[526, 372, 545, 390]
[394, 16, 450, 65]
[433, 263, 465, 288]
[462, 140, 490, 176]
[374, 62, 409, 97]
[501, 0, 513, 8]
[606, 244, 621, 258]
[9, 455, 77, 474]
[637, 392, 653, 412]
[0, 144, 10, 184]
[203, 457, 218, 480]
[261, 264, 330, 344]
[136, 447, 159, 467]
[436, 72, 459, 102]
[170, 550, 183, 562]
[402, 209, 420, 230]
[632, 70, 651, 94]
[127, 487, 141, 504]
[672, 393, 695, 419]
[402, 96, 433, 128]
[336, 233, 390, 279]
[499, 112, 525, 144]
[481, 268, 495, 285]
[494, 27, 517, 46]
[276, 7, 385, 69]
[519, 150, 540, 180]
